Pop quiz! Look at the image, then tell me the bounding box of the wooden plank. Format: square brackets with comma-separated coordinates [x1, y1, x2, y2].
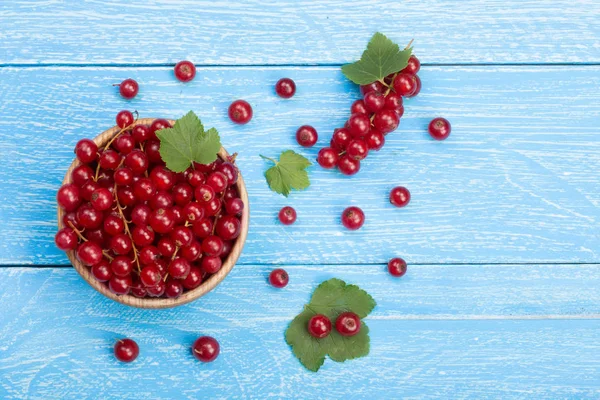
[0, 266, 598, 399]
[1, 1, 599, 65]
[1, 66, 599, 265]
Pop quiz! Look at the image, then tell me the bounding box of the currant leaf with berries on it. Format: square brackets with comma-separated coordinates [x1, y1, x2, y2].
[285, 278, 376, 372]
[156, 110, 221, 173]
[342, 32, 412, 85]
[260, 150, 311, 197]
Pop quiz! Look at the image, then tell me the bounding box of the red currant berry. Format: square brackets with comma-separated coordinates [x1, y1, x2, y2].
[182, 266, 203, 290]
[181, 240, 202, 262]
[224, 198, 244, 216]
[146, 280, 166, 297]
[139, 245, 160, 265]
[74, 139, 98, 164]
[406, 75, 421, 98]
[165, 279, 184, 298]
[91, 259, 112, 282]
[116, 110, 134, 128]
[157, 237, 176, 258]
[341, 206, 365, 230]
[363, 91, 385, 113]
[205, 172, 228, 193]
[124, 150, 148, 175]
[131, 225, 155, 247]
[215, 162, 238, 185]
[114, 338, 139, 362]
[150, 165, 175, 191]
[268, 268, 289, 288]
[71, 165, 94, 187]
[140, 265, 162, 287]
[171, 226, 193, 247]
[296, 125, 318, 148]
[401, 55, 421, 75]
[360, 81, 384, 96]
[110, 255, 133, 277]
[109, 275, 132, 295]
[393, 73, 417, 96]
[103, 215, 125, 236]
[220, 240, 233, 258]
[118, 78, 139, 99]
[77, 204, 104, 230]
[335, 312, 361, 336]
[132, 178, 156, 201]
[203, 198, 222, 217]
[275, 78, 296, 98]
[116, 186, 136, 207]
[114, 133, 135, 155]
[172, 183, 194, 206]
[278, 206, 297, 225]
[132, 124, 151, 143]
[96, 171, 115, 189]
[57, 184, 82, 212]
[390, 186, 411, 207]
[202, 235, 223, 256]
[62, 212, 80, 230]
[131, 204, 151, 226]
[76, 241, 103, 266]
[186, 169, 206, 187]
[149, 190, 173, 210]
[192, 336, 220, 362]
[373, 109, 399, 134]
[317, 147, 339, 169]
[149, 119, 171, 138]
[388, 257, 408, 277]
[337, 155, 360, 176]
[168, 257, 191, 279]
[347, 113, 371, 137]
[331, 128, 352, 150]
[350, 99, 368, 115]
[223, 186, 238, 201]
[308, 314, 332, 338]
[80, 180, 100, 201]
[99, 150, 121, 170]
[192, 218, 213, 239]
[201, 255, 222, 274]
[55, 228, 77, 251]
[364, 130, 385, 151]
[90, 188, 113, 211]
[228, 100, 253, 124]
[384, 92, 404, 114]
[85, 228, 107, 246]
[346, 139, 369, 161]
[194, 184, 215, 203]
[215, 215, 241, 240]
[174, 60, 196, 82]
[110, 234, 133, 255]
[130, 279, 147, 298]
[428, 117, 451, 140]
[114, 167, 134, 186]
[183, 201, 205, 222]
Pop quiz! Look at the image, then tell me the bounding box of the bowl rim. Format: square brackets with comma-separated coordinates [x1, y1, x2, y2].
[57, 118, 249, 309]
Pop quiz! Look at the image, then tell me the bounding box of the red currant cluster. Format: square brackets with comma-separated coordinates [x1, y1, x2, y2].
[317, 55, 422, 175]
[308, 312, 361, 339]
[55, 114, 244, 299]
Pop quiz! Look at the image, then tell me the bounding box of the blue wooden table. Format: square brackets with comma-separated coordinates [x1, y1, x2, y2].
[1, 1, 599, 399]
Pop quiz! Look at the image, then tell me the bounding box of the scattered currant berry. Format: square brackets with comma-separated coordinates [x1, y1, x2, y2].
[390, 186, 411, 207]
[55, 228, 77, 251]
[75, 139, 98, 164]
[341, 206, 365, 230]
[401, 55, 421, 75]
[278, 206, 297, 225]
[388, 257, 408, 277]
[308, 314, 332, 338]
[268, 268, 289, 288]
[335, 312, 361, 336]
[428, 117, 451, 140]
[228, 100, 253, 124]
[337, 155, 360, 176]
[192, 336, 220, 362]
[114, 338, 139, 363]
[317, 147, 338, 169]
[117, 78, 139, 99]
[174, 60, 196, 82]
[116, 110, 134, 128]
[275, 78, 296, 99]
[296, 125, 318, 147]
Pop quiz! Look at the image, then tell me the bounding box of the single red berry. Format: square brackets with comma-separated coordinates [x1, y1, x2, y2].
[109, 275, 132, 295]
[215, 162, 239, 185]
[149, 119, 171, 138]
[347, 113, 371, 137]
[181, 240, 202, 262]
[388, 257, 408, 277]
[133, 178, 156, 201]
[373, 109, 400, 134]
[131, 204, 152, 226]
[194, 184, 215, 204]
[131, 225, 155, 247]
[114, 133, 135, 154]
[183, 201, 205, 222]
[186, 169, 206, 187]
[393, 73, 417, 97]
[55, 228, 77, 251]
[215, 215, 241, 240]
[401, 55, 421, 75]
[202, 235, 223, 256]
[114, 338, 139, 363]
[192, 336, 220, 362]
[110, 255, 133, 277]
[346, 139, 369, 161]
[139, 245, 160, 265]
[116, 110, 134, 128]
[90, 188, 113, 211]
[157, 237, 177, 258]
[390, 186, 411, 207]
[76, 241, 103, 266]
[165, 279, 184, 299]
[203, 197, 222, 217]
[150, 165, 175, 191]
[363, 91, 386, 113]
[275, 78, 296, 98]
[205, 172, 228, 193]
[317, 147, 338, 169]
[80, 180, 100, 201]
[71, 165, 94, 187]
[331, 128, 352, 150]
[168, 257, 191, 279]
[85, 228, 107, 246]
[57, 184, 82, 212]
[132, 124, 151, 143]
[148, 208, 176, 234]
[174, 60, 196, 82]
[130, 279, 147, 298]
[76, 204, 103, 230]
[172, 183, 194, 206]
[192, 218, 213, 239]
[364, 130, 385, 151]
[350, 99, 368, 115]
[224, 198, 244, 216]
[171, 226, 193, 247]
[269, 268, 289, 288]
[114, 167, 133, 186]
[360, 81, 384, 96]
[140, 265, 162, 287]
[341, 206, 365, 230]
[228, 100, 253, 124]
[118, 78, 139, 99]
[182, 266, 203, 290]
[124, 149, 148, 175]
[103, 215, 125, 236]
[110, 234, 133, 256]
[99, 149, 121, 170]
[384, 92, 404, 115]
[406, 75, 421, 98]
[296, 125, 318, 147]
[337, 155, 360, 176]
[146, 280, 166, 297]
[91, 260, 112, 282]
[201, 255, 222, 274]
[428, 117, 451, 140]
[74, 138, 98, 164]
[149, 190, 174, 210]
[335, 312, 361, 336]
[308, 314, 332, 338]
[278, 206, 297, 225]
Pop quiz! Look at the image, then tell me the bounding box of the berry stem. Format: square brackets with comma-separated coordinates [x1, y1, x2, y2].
[259, 155, 278, 165]
[67, 221, 88, 242]
[112, 182, 141, 273]
[405, 39, 414, 50]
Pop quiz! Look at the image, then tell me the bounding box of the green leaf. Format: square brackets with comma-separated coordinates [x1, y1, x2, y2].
[285, 278, 377, 372]
[341, 32, 412, 85]
[261, 150, 311, 197]
[156, 111, 221, 173]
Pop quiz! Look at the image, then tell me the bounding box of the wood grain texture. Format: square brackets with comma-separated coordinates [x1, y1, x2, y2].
[1, 0, 599, 65]
[0, 266, 599, 399]
[0, 66, 599, 265]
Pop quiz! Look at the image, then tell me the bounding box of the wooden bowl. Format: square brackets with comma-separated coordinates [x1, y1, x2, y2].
[57, 118, 249, 309]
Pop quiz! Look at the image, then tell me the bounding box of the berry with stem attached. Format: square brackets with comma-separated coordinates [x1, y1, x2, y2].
[117, 78, 139, 99]
[55, 228, 78, 251]
[75, 139, 98, 164]
[337, 155, 360, 176]
[116, 110, 134, 128]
